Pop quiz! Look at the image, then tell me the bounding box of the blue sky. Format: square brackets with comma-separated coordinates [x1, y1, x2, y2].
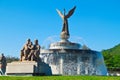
[0, 0, 120, 57]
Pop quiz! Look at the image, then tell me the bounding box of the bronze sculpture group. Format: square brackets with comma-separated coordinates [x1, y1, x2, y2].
[20, 39, 41, 62]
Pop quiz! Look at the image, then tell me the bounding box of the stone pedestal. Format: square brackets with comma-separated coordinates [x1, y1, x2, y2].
[6, 61, 52, 76]
[6, 61, 39, 76]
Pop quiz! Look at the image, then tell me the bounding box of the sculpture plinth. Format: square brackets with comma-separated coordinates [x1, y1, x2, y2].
[6, 61, 38, 75]
[6, 61, 52, 76]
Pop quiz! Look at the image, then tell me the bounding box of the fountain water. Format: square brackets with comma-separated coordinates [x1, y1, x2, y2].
[40, 6, 107, 75]
[40, 49, 107, 75]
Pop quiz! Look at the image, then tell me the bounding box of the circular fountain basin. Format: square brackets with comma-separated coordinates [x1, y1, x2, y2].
[40, 41, 107, 75]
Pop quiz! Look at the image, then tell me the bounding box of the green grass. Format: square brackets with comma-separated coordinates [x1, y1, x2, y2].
[0, 76, 120, 80]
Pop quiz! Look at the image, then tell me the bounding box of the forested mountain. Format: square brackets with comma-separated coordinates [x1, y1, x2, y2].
[102, 44, 120, 70]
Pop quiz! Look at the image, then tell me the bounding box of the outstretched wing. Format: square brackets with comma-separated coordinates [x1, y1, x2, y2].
[66, 6, 76, 18]
[56, 9, 64, 19]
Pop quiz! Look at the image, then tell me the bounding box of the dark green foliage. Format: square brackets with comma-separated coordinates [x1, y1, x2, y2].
[102, 44, 120, 69]
[6, 56, 19, 63]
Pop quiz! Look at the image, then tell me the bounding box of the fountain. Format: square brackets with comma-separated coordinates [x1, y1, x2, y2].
[40, 6, 107, 75]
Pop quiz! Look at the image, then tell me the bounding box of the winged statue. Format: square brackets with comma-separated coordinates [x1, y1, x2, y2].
[56, 6, 76, 39]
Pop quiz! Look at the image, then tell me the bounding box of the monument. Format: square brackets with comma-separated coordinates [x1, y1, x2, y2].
[6, 6, 107, 76]
[56, 6, 76, 40]
[6, 39, 52, 76]
[40, 6, 108, 75]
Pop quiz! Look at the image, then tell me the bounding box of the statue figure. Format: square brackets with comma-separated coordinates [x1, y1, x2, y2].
[56, 6, 76, 40]
[20, 39, 32, 61]
[0, 53, 6, 75]
[28, 39, 41, 62]
[20, 39, 41, 62]
[33, 39, 41, 61]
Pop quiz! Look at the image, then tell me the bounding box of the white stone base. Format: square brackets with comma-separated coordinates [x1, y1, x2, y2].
[6, 61, 38, 75]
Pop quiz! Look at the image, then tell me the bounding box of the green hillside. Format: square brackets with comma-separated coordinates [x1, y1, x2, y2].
[102, 44, 120, 70]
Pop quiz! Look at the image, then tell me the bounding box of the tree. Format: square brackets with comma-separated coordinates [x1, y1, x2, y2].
[6, 56, 19, 63]
[102, 44, 120, 70]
